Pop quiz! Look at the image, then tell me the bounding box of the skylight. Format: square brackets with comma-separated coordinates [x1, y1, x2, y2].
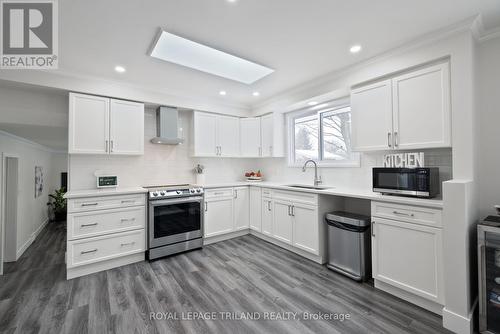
[149, 30, 274, 84]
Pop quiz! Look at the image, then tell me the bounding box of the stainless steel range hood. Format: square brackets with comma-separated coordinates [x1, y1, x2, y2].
[151, 106, 184, 145]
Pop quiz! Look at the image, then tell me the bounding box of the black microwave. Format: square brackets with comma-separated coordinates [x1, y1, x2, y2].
[372, 168, 440, 198]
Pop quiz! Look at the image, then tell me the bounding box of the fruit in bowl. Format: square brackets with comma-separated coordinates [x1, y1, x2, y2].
[245, 171, 262, 181]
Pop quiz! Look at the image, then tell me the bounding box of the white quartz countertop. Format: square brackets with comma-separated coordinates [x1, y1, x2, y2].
[64, 187, 148, 199]
[200, 181, 444, 209]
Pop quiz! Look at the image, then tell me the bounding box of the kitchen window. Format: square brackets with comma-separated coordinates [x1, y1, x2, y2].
[288, 99, 360, 167]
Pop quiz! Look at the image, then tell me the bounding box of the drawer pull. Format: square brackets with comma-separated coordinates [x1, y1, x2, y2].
[214, 192, 224, 195]
[80, 223, 98, 228]
[81, 203, 98, 207]
[393, 210, 415, 217]
[81, 249, 98, 255]
[121, 242, 135, 247]
[121, 200, 136, 204]
[120, 218, 136, 222]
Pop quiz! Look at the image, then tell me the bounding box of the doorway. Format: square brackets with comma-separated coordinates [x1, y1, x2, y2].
[1, 155, 19, 275]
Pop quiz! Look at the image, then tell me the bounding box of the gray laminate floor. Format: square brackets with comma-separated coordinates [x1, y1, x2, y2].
[0, 221, 452, 334]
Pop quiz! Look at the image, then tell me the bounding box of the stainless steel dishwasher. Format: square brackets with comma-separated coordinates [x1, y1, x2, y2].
[325, 211, 371, 281]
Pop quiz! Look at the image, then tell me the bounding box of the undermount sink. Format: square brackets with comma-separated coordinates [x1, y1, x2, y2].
[285, 184, 334, 190]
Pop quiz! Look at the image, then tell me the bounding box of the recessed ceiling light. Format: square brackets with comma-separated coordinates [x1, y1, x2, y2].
[227, 0, 237, 3]
[149, 30, 274, 84]
[219, 90, 227, 96]
[252, 91, 260, 97]
[308, 101, 318, 106]
[350, 45, 362, 53]
[114, 65, 126, 73]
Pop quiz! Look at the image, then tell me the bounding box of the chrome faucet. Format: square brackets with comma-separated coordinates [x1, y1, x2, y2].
[302, 160, 322, 187]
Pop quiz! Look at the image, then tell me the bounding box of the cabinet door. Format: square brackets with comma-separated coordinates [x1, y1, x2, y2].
[193, 112, 217, 156]
[69, 93, 110, 154]
[260, 114, 273, 157]
[240, 118, 261, 157]
[217, 115, 240, 157]
[204, 197, 233, 237]
[249, 187, 262, 232]
[233, 187, 249, 231]
[351, 79, 393, 151]
[109, 99, 144, 155]
[392, 63, 451, 149]
[261, 198, 273, 236]
[292, 203, 319, 255]
[372, 217, 444, 304]
[272, 200, 293, 244]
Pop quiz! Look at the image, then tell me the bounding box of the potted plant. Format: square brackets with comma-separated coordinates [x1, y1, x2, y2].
[47, 187, 67, 222]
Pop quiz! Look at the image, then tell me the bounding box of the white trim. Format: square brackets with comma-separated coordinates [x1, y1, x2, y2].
[0, 130, 61, 153]
[442, 304, 475, 334]
[67, 253, 144, 280]
[16, 218, 48, 260]
[478, 26, 500, 43]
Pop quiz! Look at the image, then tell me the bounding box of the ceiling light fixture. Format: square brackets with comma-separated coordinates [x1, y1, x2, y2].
[252, 91, 260, 97]
[149, 30, 274, 84]
[350, 45, 362, 53]
[114, 65, 126, 73]
[308, 101, 318, 106]
[219, 90, 227, 96]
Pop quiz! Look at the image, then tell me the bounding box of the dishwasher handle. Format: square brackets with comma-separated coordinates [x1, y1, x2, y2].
[326, 219, 369, 233]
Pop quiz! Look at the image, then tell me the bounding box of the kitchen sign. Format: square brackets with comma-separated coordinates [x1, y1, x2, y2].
[383, 152, 424, 168]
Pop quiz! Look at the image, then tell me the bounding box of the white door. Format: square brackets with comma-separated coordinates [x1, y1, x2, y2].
[260, 114, 273, 157]
[392, 63, 451, 149]
[249, 187, 262, 232]
[261, 198, 273, 236]
[193, 112, 218, 156]
[372, 217, 444, 304]
[351, 80, 393, 151]
[204, 197, 234, 237]
[240, 118, 261, 157]
[69, 93, 110, 154]
[217, 116, 240, 157]
[272, 200, 293, 244]
[109, 99, 144, 155]
[233, 187, 249, 231]
[292, 203, 319, 255]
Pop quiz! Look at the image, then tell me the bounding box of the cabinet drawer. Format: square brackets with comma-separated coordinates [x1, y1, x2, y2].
[204, 188, 233, 199]
[273, 190, 318, 206]
[68, 206, 145, 240]
[67, 229, 145, 268]
[261, 188, 273, 198]
[68, 194, 145, 213]
[371, 201, 442, 228]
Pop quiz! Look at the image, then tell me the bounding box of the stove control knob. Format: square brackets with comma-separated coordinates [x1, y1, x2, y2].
[160, 191, 166, 196]
[190, 189, 195, 193]
[152, 192, 159, 197]
[176, 190, 181, 195]
[196, 189, 202, 193]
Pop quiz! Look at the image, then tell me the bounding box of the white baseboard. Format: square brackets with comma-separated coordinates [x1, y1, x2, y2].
[204, 229, 250, 245]
[67, 253, 144, 280]
[442, 300, 476, 334]
[16, 218, 48, 260]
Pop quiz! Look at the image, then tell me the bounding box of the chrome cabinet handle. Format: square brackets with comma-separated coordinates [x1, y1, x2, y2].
[81, 249, 97, 255]
[110, 140, 114, 152]
[105, 140, 109, 152]
[288, 205, 292, 216]
[121, 218, 136, 222]
[268, 201, 271, 211]
[121, 200, 136, 204]
[258, 147, 262, 156]
[372, 222, 375, 237]
[393, 210, 414, 217]
[387, 132, 392, 148]
[121, 242, 135, 247]
[214, 192, 224, 195]
[205, 202, 208, 212]
[81, 203, 98, 207]
[234, 190, 238, 199]
[394, 132, 398, 147]
[80, 223, 98, 227]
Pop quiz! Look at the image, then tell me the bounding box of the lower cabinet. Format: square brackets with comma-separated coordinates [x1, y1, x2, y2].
[292, 203, 319, 255]
[205, 196, 234, 237]
[249, 187, 262, 232]
[273, 200, 293, 244]
[233, 187, 249, 231]
[261, 198, 273, 236]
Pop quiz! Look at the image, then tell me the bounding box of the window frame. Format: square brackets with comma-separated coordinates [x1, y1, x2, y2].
[287, 98, 360, 168]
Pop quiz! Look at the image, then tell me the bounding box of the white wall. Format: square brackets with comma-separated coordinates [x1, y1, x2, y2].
[478, 35, 500, 218]
[68, 109, 256, 190]
[0, 131, 67, 259]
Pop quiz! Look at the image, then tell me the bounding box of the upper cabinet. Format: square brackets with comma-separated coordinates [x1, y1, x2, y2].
[351, 62, 451, 151]
[240, 117, 261, 157]
[193, 111, 240, 157]
[69, 93, 144, 155]
[260, 113, 285, 157]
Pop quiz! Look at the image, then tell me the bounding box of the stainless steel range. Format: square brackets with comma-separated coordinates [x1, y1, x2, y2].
[145, 184, 204, 260]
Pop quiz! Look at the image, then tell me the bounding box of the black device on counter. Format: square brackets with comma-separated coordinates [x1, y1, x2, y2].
[372, 167, 440, 198]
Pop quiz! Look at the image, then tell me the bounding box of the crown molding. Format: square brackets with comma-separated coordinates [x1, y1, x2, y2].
[0, 130, 63, 153]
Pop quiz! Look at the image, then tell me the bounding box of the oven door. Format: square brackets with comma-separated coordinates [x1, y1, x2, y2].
[149, 196, 203, 248]
[373, 168, 418, 196]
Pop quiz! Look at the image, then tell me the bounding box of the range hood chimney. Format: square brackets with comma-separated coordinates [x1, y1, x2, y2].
[151, 106, 184, 145]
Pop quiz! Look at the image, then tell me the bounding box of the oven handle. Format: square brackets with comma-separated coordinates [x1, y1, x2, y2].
[150, 196, 204, 206]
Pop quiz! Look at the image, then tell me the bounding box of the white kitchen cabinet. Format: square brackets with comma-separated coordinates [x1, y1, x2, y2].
[69, 93, 110, 154]
[69, 93, 144, 155]
[240, 118, 261, 157]
[272, 200, 293, 244]
[261, 198, 273, 236]
[351, 80, 393, 151]
[392, 63, 451, 149]
[109, 99, 144, 155]
[292, 203, 319, 255]
[371, 216, 444, 304]
[260, 113, 285, 157]
[249, 187, 262, 232]
[193, 112, 217, 156]
[204, 197, 234, 237]
[233, 187, 249, 231]
[350, 62, 451, 152]
[193, 111, 240, 157]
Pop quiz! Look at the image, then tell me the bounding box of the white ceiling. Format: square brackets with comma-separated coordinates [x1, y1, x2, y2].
[57, 0, 500, 107]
